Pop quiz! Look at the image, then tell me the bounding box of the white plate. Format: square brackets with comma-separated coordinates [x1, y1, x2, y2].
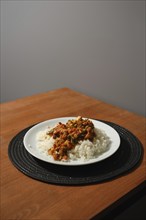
[23, 117, 121, 166]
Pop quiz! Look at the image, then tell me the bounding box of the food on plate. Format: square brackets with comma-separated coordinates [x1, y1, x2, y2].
[36, 116, 111, 162]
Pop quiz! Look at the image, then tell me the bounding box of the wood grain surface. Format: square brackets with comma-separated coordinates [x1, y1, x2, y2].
[1, 88, 145, 220]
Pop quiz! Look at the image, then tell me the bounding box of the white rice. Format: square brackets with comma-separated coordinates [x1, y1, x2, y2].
[36, 126, 111, 162]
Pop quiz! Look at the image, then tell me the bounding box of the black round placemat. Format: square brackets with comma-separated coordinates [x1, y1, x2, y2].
[8, 121, 143, 185]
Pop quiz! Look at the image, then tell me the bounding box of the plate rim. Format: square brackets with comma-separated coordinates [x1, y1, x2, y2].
[23, 117, 121, 166]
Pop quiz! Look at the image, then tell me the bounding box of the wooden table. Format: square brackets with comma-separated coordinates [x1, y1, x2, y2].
[1, 88, 145, 220]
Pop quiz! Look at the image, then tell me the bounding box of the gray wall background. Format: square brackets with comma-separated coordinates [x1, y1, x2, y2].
[1, 0, 145, 116]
